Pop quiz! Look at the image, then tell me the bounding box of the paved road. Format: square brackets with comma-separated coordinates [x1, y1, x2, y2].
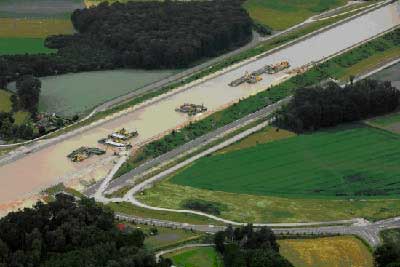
[0, 1, 398, 206]
[116, 212, 400, 247]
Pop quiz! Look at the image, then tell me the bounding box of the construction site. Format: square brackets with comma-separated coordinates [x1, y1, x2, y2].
[98, 128, 138, 148]
[175, 103, 208, 116]
[229, 61, 290, 87]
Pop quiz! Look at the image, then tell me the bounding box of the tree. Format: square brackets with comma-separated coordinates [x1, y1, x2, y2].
[16, 75, 41, 113]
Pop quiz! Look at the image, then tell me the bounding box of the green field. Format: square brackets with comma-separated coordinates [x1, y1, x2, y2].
[0, 89, 12, 112]
[0, 38, 54, 55]
[243, 0, 347, 30]
[171, 124, 400, 199]
[166, 247, 222, 267]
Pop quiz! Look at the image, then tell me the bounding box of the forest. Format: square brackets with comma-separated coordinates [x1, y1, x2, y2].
[0, 0, 252, 88]
[0, 194, 168, 267]
[213, 224, 293, 267]
[275, 79, 400, 132]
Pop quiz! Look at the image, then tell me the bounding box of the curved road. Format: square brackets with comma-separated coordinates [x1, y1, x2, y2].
[0, 1, 398, 210]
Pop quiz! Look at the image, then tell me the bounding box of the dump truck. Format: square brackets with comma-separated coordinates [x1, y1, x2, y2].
[67, 147, 106, 162]
[175, 103, 207, 116]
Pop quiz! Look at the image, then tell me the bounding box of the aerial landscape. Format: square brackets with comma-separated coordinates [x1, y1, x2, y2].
[0, 0, 399, 266]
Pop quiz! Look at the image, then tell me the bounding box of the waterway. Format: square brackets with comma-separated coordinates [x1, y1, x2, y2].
[0, 2, 399, 206]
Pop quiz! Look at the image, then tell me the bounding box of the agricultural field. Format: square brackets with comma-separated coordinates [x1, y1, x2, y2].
[0, 0, 82, 18]
[278, 236, 373, 267]
[0, 18, 73, 38]
[14, 69, 178, 116]
[138, 123, 400, 223]
[0, 38, 55, 55]
[0, 0, 77, 55]
[170, 124, 400, 199]
[243, 0, 347, 31]
[166, 247, 222, 267]
[0, 89, 12, 112]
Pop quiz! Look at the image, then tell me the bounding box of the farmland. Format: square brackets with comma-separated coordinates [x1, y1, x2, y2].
[278, 236, 373, 267]
[0, 38, 54, 55]
[243, 0, 347, 30]
[138, 123, 400, 223]
[170, 124, 400, 199]
[166, 246, 222, 267]
[0, 0, 75, 55]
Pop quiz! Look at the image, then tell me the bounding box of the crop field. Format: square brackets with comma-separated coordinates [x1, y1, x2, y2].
[170, 124, 400, 199]
[0, 18, 73, 38]
[243, 0, 347, 30]
[0, 89, 12, 112]
[0, 0, 82, 18]
[0, 38, 55, 55]
[166, 247, 222, 267]
[278, 236, 373, 267]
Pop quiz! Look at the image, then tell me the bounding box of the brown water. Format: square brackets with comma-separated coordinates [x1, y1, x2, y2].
[0, 2, 399, 204]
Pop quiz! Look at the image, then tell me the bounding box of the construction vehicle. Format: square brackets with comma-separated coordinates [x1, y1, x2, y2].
[175, 103, 207, 116]
[228, 61, 290, 87]
[67, 147, 106, 162]
[110, 128, 138, 140]
[98, 128, 137, 148]
[267, 61, 290, 74]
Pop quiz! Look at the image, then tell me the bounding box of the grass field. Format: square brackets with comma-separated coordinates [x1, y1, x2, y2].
[0, 89, 12, 112]
[243, 0, 347, 31]
[336, 47, 400, 81]
[166, 247, 222, 267]
[170, 124, 400, 199]
[216, 126, 295, 155]
[278, 236, 373, 267]
[107, 202, 224, 226]
[127, 223, 203, 251]
[0, 38, 55, 55]
[139, 180, 400, 223]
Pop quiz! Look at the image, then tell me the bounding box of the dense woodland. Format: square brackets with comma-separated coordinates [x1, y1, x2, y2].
[213, 224, 293, 267]
[0, 0, 252, 88]
[0, 194, 168, 267]
[275, 79, 400, 132]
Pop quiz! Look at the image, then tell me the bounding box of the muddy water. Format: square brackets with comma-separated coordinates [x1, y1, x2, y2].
[0, 2, 399, 203]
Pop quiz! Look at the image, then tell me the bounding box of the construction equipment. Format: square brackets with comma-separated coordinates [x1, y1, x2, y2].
[175, 103, 207, 116]
[267, 61, 290, 74]
[67, 147, 106, 162]
[228, 61, 290, 87]
[98, 128, 137, 148]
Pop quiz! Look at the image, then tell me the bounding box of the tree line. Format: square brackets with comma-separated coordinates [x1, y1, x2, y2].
[214, 224, 293, 267]
[0, 194, 169, 267]
[275, 79, 400, 133]
[0, 0, 252, 88]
